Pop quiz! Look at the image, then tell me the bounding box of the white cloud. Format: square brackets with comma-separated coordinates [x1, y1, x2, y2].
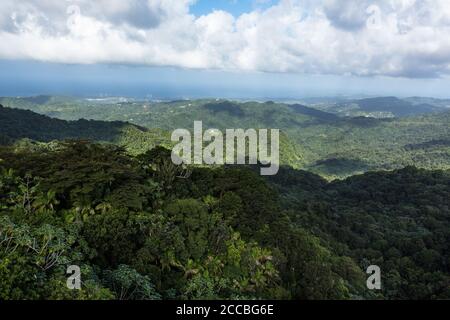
[0, 0, 450, 78]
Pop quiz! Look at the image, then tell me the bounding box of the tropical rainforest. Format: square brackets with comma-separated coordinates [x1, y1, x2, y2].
[0, 97, 449, 300]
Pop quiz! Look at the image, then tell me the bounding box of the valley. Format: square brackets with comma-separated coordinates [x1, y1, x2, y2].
[1, 96, 449, 179]
[1, 95, 449, 300]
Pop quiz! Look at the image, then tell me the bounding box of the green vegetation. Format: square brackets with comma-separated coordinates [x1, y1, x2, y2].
[1, 142, 448, 300]
[0, 142, 369, 300]
[268, 166, 450, 299]
[0, 104, 171, 155]
[1, 97, 449, 179]
[313, 96, 444, 118]
[0, 97, 449, 300]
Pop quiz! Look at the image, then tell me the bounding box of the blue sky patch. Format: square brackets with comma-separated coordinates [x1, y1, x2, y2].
[191, 0, 276, 17]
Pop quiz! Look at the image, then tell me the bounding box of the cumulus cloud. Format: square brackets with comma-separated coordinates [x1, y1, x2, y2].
[0, 0, 450, 78]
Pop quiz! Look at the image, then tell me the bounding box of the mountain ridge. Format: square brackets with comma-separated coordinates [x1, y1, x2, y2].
[1, 99, 449, 179]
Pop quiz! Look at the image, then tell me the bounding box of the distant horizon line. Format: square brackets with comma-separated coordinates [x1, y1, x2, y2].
[2, 93, 450, 102]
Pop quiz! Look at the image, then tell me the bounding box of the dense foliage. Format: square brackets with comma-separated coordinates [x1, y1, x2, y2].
[0, 104, 171, 155]
[0, 142, 371, 300]
[1, 98, 449, 300]
[1, 141, 448, 300]
[1, 97, 449, 179]
[314, 96, 445, 118]
[268, 166, 450, 299]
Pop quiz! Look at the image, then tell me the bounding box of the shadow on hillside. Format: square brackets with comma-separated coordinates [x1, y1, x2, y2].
[0, 104, 147, 144]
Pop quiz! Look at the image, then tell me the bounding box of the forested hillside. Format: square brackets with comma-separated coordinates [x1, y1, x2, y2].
[1, 98, 449, 179]
[1, 142, 448, 300]
[268, 166, 450, 299]
[314, 97, 445, 118]
[1, 97, 449, 300]
[0, 142, 365, 300]
[0, 104, 171, 155]
[0, 104, 300, 166]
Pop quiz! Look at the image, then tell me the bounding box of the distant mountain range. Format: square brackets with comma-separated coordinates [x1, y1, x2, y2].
[1, 96, 449, 178]
[313, 96, 448, 118]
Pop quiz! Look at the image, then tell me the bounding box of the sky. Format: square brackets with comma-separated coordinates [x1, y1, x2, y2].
[1, 0, 450, 99]
[191, 0, 276, 17]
